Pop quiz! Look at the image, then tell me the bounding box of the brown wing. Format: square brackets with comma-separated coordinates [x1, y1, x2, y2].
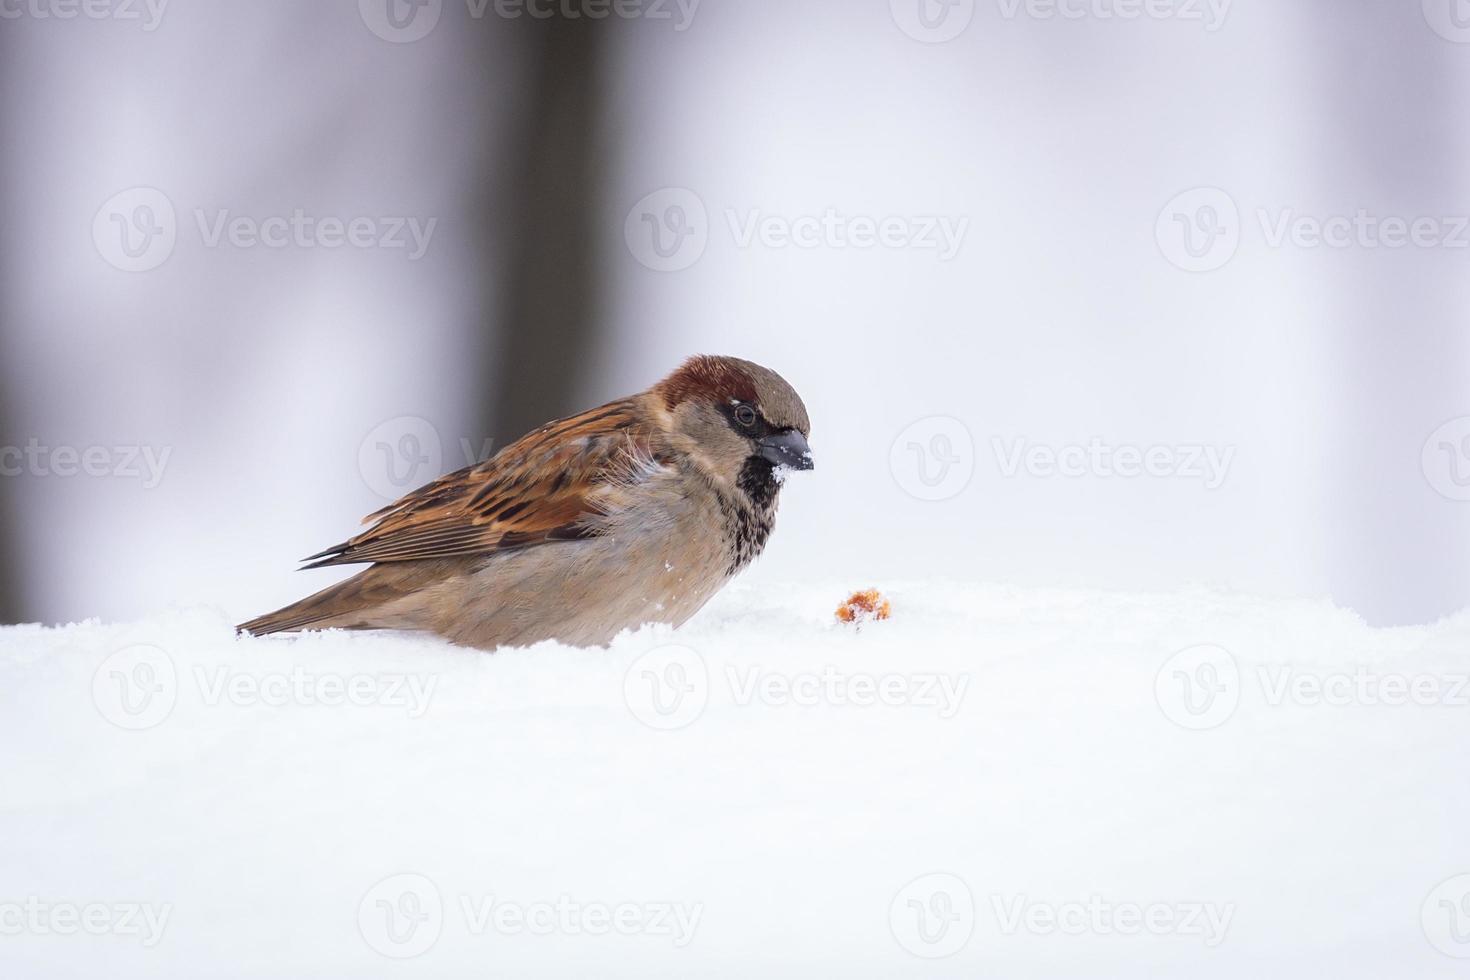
[302, 398, 660, 568]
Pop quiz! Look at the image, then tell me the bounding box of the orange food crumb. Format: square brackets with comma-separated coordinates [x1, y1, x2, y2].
[836, 588, 892, 625]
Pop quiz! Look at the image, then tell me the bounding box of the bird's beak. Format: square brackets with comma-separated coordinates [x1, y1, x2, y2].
[758, 429, 814, 471]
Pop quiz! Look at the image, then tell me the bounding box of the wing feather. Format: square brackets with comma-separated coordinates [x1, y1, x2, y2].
[302, 398, 664, 568]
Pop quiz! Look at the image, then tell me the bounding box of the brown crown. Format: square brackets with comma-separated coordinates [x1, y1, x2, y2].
[655, 355, 760, 409]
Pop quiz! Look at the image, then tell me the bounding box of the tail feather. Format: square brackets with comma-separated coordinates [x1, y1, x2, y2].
[237, 567, 410, 636]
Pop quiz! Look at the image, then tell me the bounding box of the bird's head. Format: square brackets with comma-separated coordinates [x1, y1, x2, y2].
[652, 354, 814, 499]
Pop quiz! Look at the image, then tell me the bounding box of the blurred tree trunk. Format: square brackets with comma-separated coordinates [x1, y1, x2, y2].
[0, 384, 20, 624]
[1318, 3, 1470, 625]
[0, 32, 22, 623]
[480, 15, 605, 447]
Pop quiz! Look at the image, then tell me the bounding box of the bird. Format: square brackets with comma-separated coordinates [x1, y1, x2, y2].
[238, 355, 814, 650]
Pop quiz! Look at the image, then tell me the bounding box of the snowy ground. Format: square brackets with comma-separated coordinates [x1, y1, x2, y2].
[2, 581, 1468, 978]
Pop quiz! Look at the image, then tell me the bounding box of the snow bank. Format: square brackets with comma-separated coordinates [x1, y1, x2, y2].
[2, 582, 1468, 978]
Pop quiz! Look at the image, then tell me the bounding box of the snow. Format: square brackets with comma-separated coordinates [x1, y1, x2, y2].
[3, 582, 1469, 978]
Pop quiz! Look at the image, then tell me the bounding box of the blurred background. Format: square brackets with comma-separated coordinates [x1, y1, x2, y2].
[1, 0, 1468, 629]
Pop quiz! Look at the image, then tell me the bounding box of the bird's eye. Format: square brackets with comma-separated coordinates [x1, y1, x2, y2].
[734, 404, 758, 428]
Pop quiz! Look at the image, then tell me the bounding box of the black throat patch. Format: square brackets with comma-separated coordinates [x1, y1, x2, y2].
[721, 456, 782, 575]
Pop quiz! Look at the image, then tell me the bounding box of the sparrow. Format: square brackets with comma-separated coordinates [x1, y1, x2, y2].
[238, 355, 814, 650]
